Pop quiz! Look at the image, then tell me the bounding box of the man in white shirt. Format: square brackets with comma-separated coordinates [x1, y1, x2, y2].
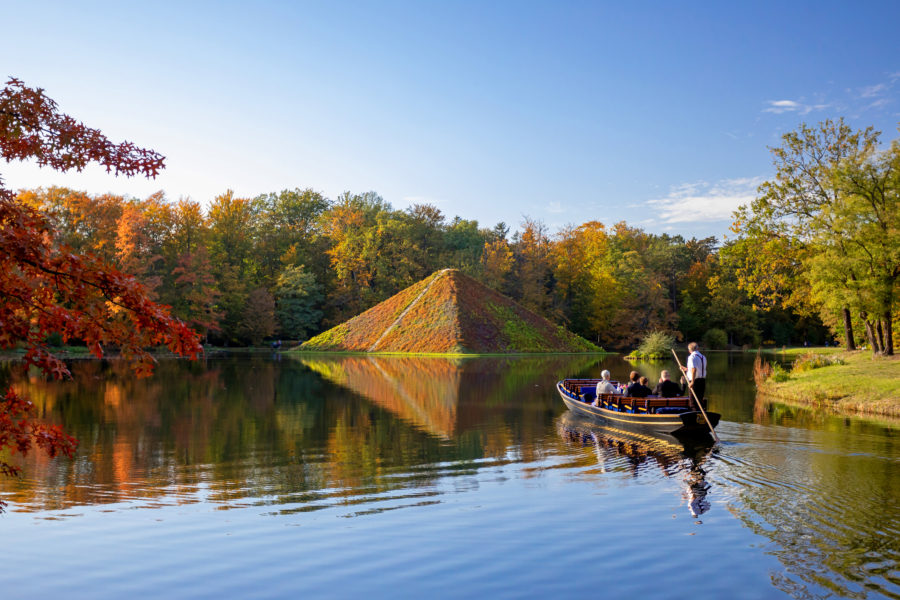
[680, 342, 707, 406]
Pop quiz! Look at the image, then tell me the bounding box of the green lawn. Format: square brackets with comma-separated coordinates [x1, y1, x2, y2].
[759, 351, 900, 418]
[746, 345, 845, 357]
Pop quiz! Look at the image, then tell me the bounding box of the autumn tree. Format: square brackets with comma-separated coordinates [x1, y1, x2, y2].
[19, 187, 124, 260]
[0, 77, 201, 498]
[550, 221, 618, 344]
[115, 192, 174, 295]
[171, 245, 222, 342]
[511, 217, 556, 318]
[240, 288, 276, 345]
[319, 191, 388, 323]
[481, 237, 514, 292]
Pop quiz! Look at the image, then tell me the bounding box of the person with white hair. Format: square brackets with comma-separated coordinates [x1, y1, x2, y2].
[591, 370, 617, 406]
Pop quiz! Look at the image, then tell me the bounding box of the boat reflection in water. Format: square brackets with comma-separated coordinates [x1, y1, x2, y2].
[556, 411, 713, 518]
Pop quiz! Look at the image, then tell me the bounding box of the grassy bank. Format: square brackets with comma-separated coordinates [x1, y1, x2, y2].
[757, 350, 900, 418]
[745, 345, 845, 357]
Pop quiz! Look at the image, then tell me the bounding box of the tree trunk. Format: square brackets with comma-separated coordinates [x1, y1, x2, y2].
[864, 319, 881, 355]
[842, 307, 856, 350]
[883, 311, 894, 356]
[876, 320, 886, 354]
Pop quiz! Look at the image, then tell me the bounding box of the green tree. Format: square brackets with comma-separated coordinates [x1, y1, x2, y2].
[730, 119, 883, 351]
[275, 265, 324, 340]
[256, 188, 330, 285]
[207, 190, 261, 341]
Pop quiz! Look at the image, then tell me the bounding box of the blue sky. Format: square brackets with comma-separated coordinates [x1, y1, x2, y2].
[2, 0, 899, 240]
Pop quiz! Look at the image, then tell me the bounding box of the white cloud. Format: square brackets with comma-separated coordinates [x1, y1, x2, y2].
[763, 99, 829, 115]
[764, 100, 802, 113]
[866, 98, 891, 110]
[646, 176, 764, 224]
[860, 83, 887, 98]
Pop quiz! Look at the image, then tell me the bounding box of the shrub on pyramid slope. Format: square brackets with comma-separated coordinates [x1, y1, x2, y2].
[299, 269, 601, 354]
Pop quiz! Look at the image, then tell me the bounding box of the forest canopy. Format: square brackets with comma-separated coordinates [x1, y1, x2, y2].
[14, 184, 831, 351]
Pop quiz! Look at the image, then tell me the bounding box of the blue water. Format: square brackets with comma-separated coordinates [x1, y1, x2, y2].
[1, 354, 897, 599]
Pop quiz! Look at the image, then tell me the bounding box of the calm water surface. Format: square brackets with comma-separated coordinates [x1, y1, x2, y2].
[1, 353, 898, 599]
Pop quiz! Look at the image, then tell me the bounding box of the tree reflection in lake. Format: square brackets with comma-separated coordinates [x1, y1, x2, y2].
[0, 353, 605, 512]
[1, 353, 898, 599]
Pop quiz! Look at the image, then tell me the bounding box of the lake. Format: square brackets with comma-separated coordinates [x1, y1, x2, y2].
[1, 352, 898, 599]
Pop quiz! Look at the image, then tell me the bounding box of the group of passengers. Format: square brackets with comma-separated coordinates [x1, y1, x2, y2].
[589, 342, 707, 407]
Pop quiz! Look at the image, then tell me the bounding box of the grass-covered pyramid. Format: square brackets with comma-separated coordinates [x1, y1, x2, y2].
[298, 269, 600, 354]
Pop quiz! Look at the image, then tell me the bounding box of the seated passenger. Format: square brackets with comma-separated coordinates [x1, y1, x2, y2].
[625, 371, 652, 398]
[652, 370, 683, 398]
[591, 370, 617, 406]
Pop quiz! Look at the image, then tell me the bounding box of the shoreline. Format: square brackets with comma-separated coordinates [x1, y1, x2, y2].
[757, 350, 900, 419]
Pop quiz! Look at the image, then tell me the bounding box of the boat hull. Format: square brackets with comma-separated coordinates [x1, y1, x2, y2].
[557, 381, 720, 439]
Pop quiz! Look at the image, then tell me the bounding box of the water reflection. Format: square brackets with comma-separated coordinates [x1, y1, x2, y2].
[1, 353, 898, 599]
[735, 393, 900, 598]
[0, 354, 605, 513]
[297, 354, 600, 439]
[556, 411, 713, 518]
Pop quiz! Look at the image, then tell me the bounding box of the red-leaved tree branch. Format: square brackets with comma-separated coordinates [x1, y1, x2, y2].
[0, 77, 202, 501]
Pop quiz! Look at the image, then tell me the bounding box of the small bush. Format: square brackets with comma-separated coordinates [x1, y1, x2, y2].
[702, 328, 728, 350]
[792, 352, 846, 372]
[633, 330, 676, 359]
[771, 363, 791, 382]
[753, 351, 790, 384]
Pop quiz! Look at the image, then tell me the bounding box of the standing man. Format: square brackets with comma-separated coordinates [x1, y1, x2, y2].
[680, 342, 707, 405]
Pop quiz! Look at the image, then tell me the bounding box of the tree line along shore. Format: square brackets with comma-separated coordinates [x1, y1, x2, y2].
[13, 119, 896, 360]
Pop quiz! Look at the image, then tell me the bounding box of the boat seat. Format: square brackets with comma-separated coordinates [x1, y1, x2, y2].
[636, 396, 693, 414]
[655, 406, 689, 414]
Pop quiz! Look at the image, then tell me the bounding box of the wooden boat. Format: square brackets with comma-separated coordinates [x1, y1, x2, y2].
[557, 378, 721, 438]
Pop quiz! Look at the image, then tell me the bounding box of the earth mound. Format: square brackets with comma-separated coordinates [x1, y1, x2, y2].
[298, 269, 600, 354]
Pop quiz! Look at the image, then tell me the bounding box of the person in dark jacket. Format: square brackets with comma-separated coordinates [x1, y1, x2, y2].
[625, 371, 652, 398]
[652, 370, 683, 398]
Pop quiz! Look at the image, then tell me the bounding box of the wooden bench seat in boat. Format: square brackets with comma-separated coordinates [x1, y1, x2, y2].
[598, 394, 692, 414]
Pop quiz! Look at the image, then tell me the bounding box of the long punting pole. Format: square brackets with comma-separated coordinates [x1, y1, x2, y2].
[671, 349, 720, 443]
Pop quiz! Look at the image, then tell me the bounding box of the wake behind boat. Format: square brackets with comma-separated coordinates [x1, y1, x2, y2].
[557, 379, 721, 439]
